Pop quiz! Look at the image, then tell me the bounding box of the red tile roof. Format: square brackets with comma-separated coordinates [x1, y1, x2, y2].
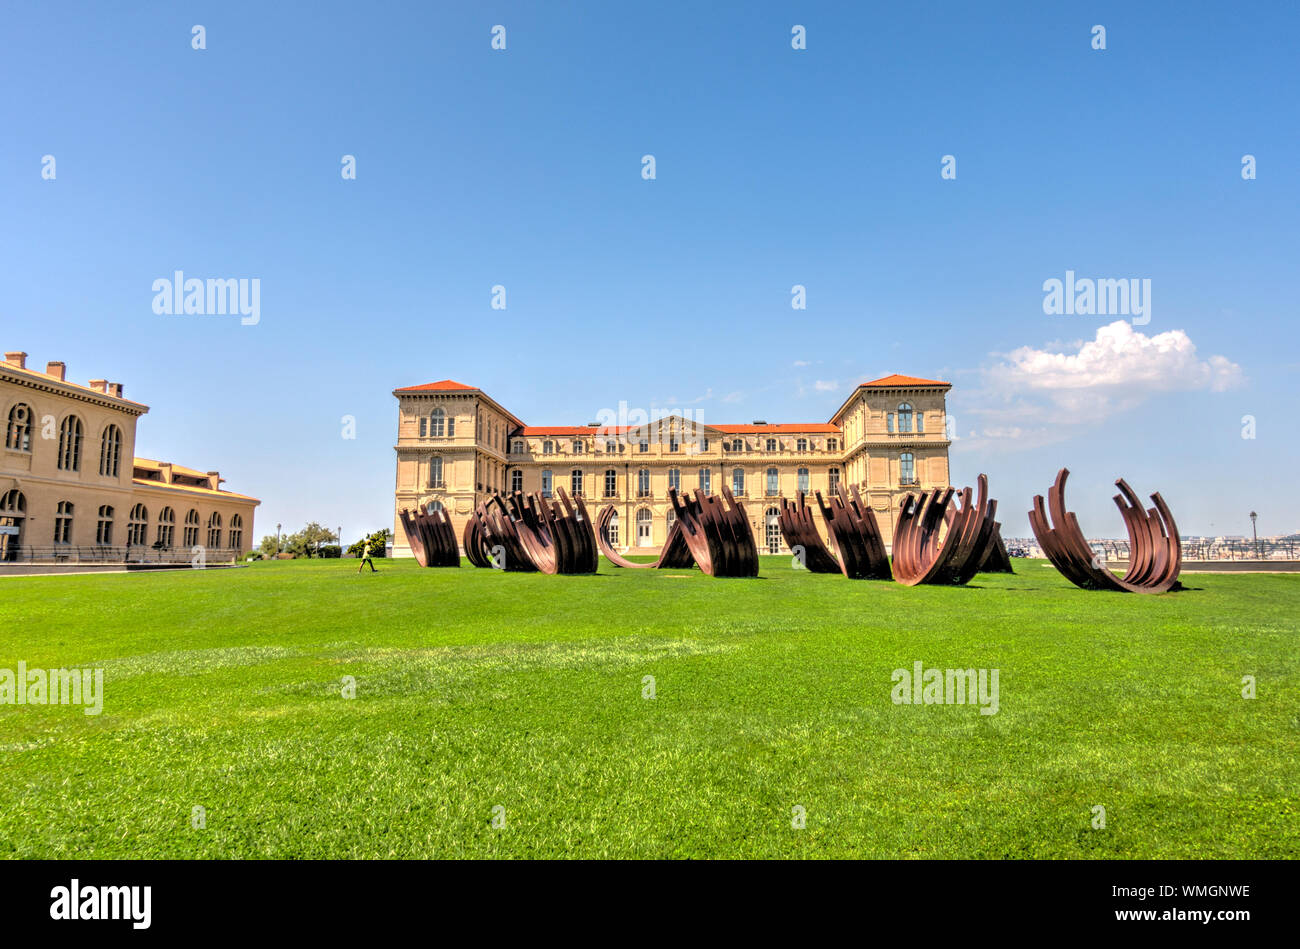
[393, 379, 477, 392]
[858, 373, 951, 388]
[712, 423, 841, 434]
[518, 425, 624, 437]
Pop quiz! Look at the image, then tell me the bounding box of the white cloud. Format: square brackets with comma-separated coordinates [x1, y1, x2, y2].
[990, 320, 1242, 393]
[966, 321, 1243, 450]
[813, 379, 839, 392]
[793, 360, 811, 367]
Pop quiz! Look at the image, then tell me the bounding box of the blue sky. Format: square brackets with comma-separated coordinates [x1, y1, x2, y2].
[3, 1, 1296, 543]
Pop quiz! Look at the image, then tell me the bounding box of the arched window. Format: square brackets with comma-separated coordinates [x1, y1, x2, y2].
[635, 507, 653, 547]
[157, 507, 175, 547]
[5, 403, 31, 451]
[765, 467, 779, 496]
[637, 468, 650, 497]
[426, 501, 444, 513]
[729, 438, 744, 453]
[512, 439, 524, 454]
[897, 403, 914, 434]
[900, 452, 916, 485]
[765, 506, 781, 554]
[698, 467, 712, 493]
[510, 468, 523, 493]
[54, 500, 74, 544]
[606, 512, 620, 546]
[828, 467, 840, 494]
[604, 469, 617, 498]
[798, 467, 810, 493]
[429, 407, 446, 438]
[183, 509, 200, 547]
[58, 416, 83, 471]
[541, 469, 553, 498]
[229, 513, 243, 549]
[127, 503, 148, 545]
[428, 455, 444, 488]
[95, 505, 114, 545]
[765, 438, 777, 452]
[571, 468, 583, 496]
[542, 440, 554, 455]
[0, 490, 25, 559]
[99, 424, 123, 477]
[668, 468, 681, 493]
[796, 437, 808, 452]
[207, 512, 222, 548]
[732, 467, 745, 495]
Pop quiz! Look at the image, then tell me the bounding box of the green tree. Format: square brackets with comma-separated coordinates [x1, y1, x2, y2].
[285, 522, 338, 558]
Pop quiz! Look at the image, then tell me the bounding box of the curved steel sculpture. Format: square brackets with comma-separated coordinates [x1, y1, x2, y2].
[892, 474, 998, 586]
[777, 488, 891, 579]
[1029, 468, 1182, 593]
[776, 493, 841, 573]
[398, 506, 460, 567]
[666, 486, 759, 578]
[503, 487, 598, 575]
[594, 505, 696, 569]
[943, 505, 1015, 574]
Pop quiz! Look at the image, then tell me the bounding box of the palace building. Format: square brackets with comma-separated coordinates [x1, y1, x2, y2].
[1, 350, 259, 564]
[392, 374, 951, 557]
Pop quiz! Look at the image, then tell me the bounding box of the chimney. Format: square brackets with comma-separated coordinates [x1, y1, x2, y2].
[88, 379, 108, 393]
[108, 382, 123, 398]
[45, 360, 66, 381]
[159, 462, 173, 483]
[206, 470, 222, 490]
[3, 351, 27, 370]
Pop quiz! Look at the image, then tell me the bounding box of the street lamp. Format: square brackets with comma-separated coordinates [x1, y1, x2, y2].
[1250, 511, 1258, 559]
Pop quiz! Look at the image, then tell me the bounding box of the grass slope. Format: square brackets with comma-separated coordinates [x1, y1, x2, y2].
[1, 558, 1296, 858]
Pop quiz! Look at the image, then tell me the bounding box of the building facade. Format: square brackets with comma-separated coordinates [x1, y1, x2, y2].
[1, 350, 259, 563]
[392, 374, 951, 557]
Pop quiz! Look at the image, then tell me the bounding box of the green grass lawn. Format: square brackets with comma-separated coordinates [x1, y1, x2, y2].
[1, 557, 1296, 859]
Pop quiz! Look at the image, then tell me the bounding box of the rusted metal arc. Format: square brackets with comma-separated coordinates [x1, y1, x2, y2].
[1028, 468, 1182, 593]
[892, 475, 998, 586]
[667, 487, 759, 578]
[398, 507, 460, 567]
[777, 493, 840, 573]
[595, 505, 696, 569]
[501, 487, 598, 575]
[978, 523, 1015, 573]
[462, 515, 493, 568]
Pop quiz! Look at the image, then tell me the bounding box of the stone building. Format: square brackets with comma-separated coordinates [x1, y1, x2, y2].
[1, 350, 258, 563]
[392, 374, 951, 557]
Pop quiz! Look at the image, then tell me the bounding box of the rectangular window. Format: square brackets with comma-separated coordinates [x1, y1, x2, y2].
[886, 414, 894, 433]
[571, 469, 583, 496]
[605, 470, 617, 497]
[699, 468, 711, 493]
[637, 468, 650, 497]
[766, 468, 778, 496]
[828, 468, 840, 494]
[732, 468, 745, 495]
[917, 412, 925, 434]
[668, 468, 680, 493]
[542, 469, 553, 497]
[798, 468, 809, 493]
[639, 439, 649, 453]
